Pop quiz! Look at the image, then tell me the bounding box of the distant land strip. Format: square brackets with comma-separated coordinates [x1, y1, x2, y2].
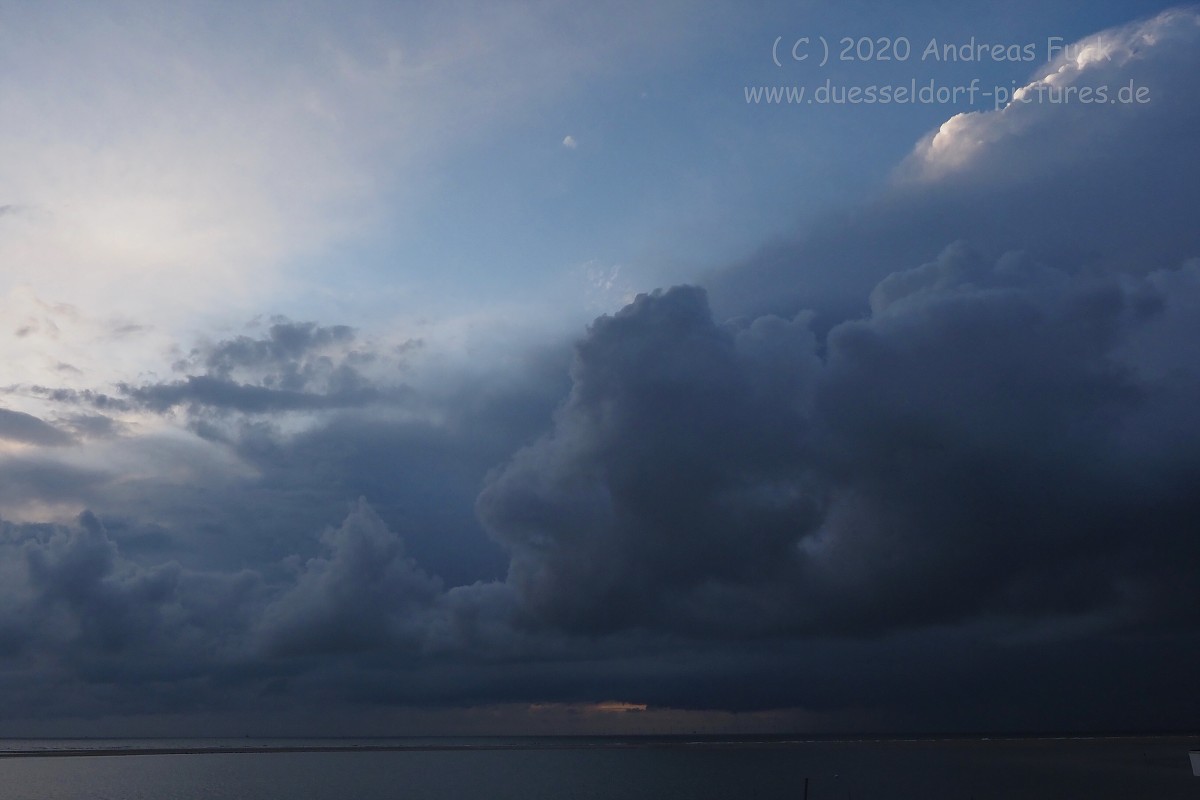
[0, 735, 1194, 759]
[0, 741, 804, 758]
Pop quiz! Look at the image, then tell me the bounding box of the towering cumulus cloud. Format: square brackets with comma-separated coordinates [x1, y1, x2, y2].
[478, 286, 822, 634]
[480, 247, 1200, 641]
[259, 499, 442, 656]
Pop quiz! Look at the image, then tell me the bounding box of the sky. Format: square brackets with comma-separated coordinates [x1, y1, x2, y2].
[1, 0, 1199, 736]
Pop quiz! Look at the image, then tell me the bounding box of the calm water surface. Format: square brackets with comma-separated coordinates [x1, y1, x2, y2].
[0, 736, 1195, 799]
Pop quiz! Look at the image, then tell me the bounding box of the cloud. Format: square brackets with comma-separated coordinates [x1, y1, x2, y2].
[257, 499, 442, 656]
[0, 512, 261, 670]
[478, 285, 821, 634]
[199, 321, 358, 383]
[480, 246, 1200, 640]
[8, 387, 132, 414]
[709, 7, 1200, 325]
[121, 375, 386, 415]
[901, 9, 1200, 182]
[0, 308, 573, 594]
[0, 408, 74, 447]
[60, 414, 125, 441]
[2, 7, 1200, 732]
[119, 319, 394, 415]
[562, 135, 578, 149]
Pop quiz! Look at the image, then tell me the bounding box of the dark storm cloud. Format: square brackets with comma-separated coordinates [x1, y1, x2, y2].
[710, 8, 1200, 325]
[0, 504, 524, 721]
[478, 285, 822, 634]
[258, 499, 443, 656]
[479, 248, 1200, 641]
[800, 250, 1200, 635]
[24, 512, 186, 653]
[0, 407, 74, 446]
[0, 513, 263, 668]
[4, 247, 1200, 725]
[2, 8, 1200, 733]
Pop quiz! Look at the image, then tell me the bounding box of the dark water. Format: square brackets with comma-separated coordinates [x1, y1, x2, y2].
[0, 736, 1195, 799]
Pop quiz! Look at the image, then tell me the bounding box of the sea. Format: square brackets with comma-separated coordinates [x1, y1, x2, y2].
[0, 735, 1196, 799]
